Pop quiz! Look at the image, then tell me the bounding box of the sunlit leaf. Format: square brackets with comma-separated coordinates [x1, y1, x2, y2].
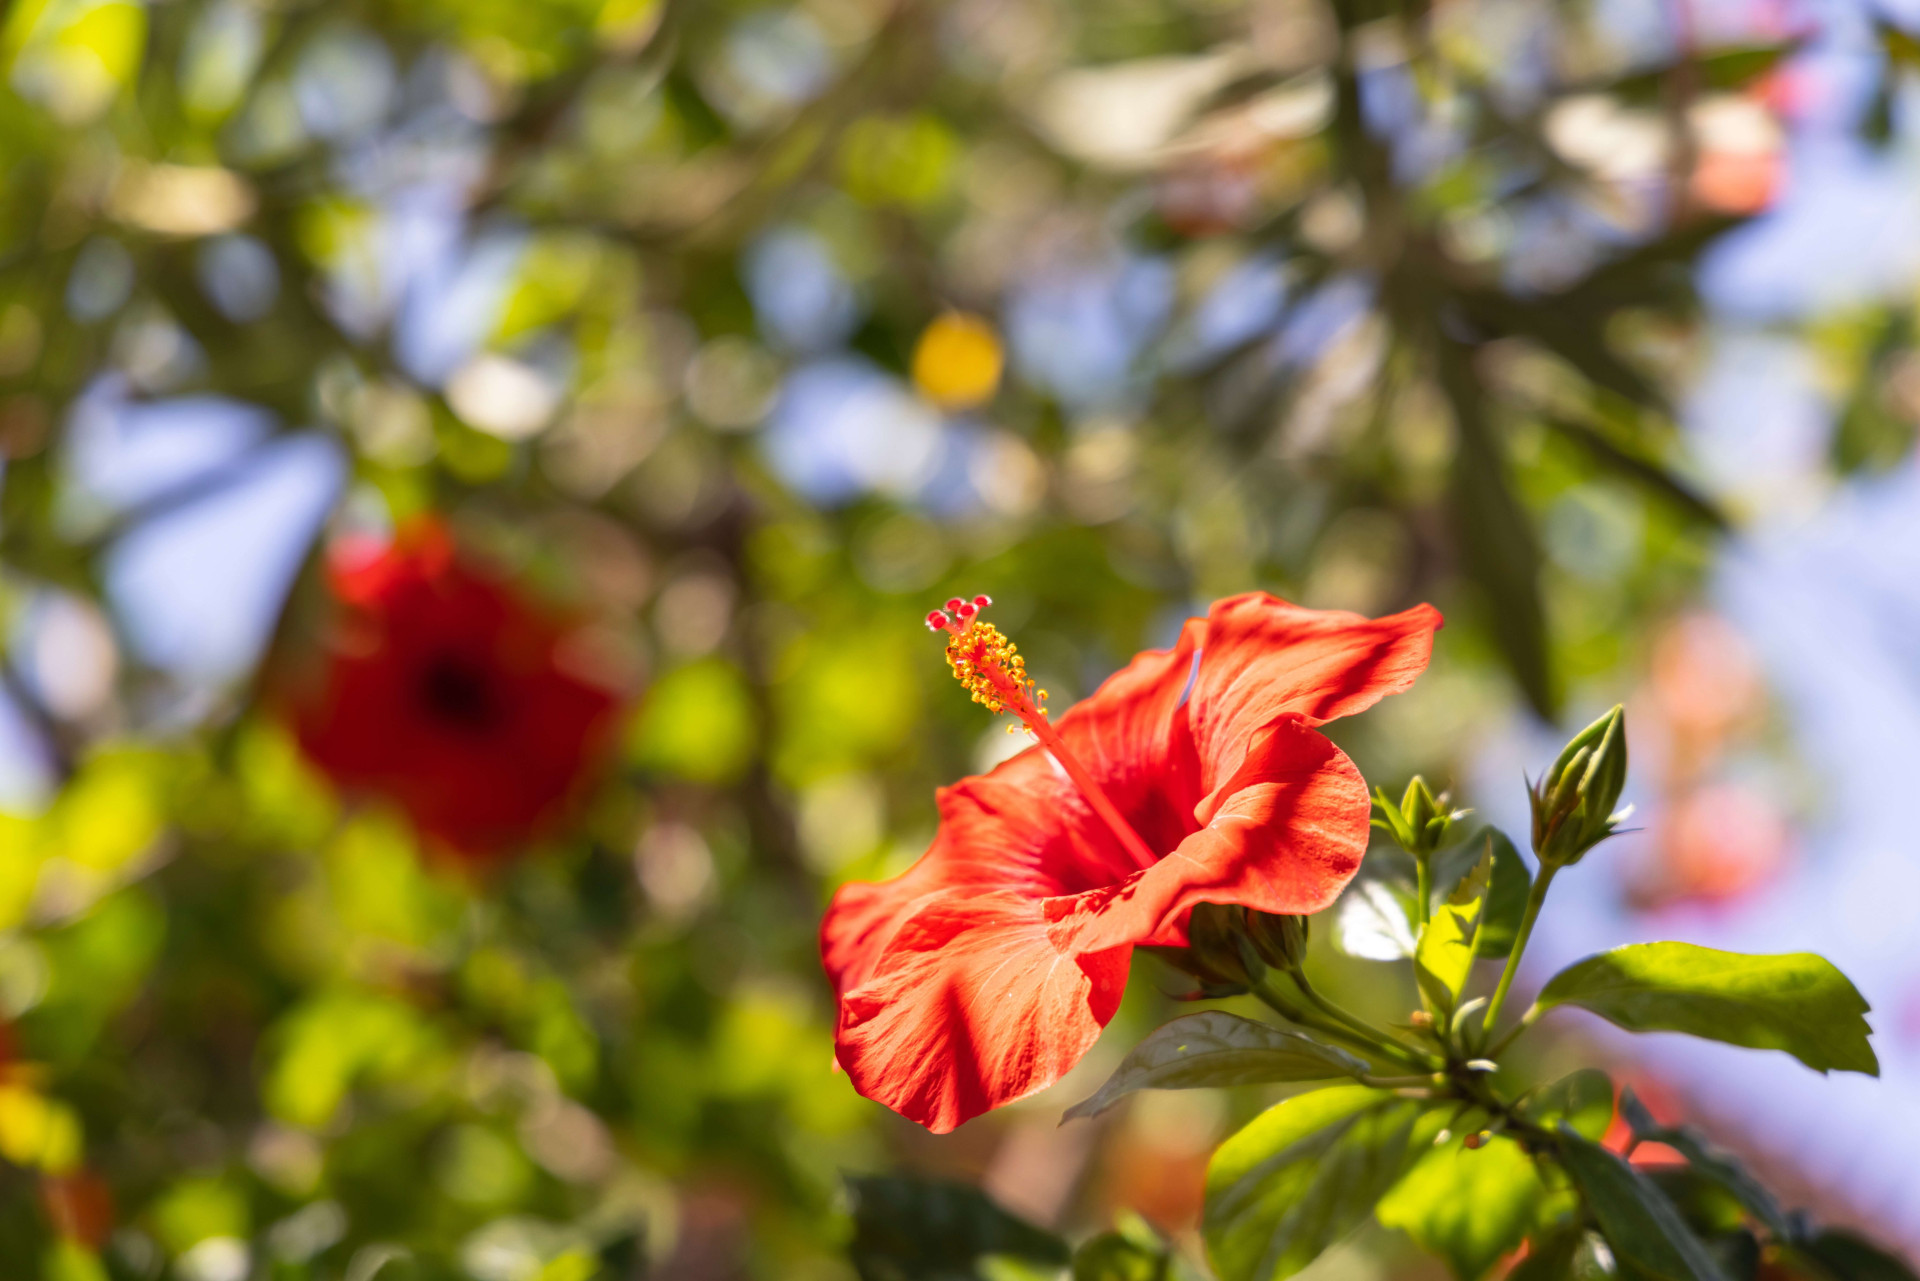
[1378, 1133, 1552, 1280]
[1205, 1086, 1451, 1281]
[1415, 847, 1488, 1012]
[1536, 943, 1879, 1075]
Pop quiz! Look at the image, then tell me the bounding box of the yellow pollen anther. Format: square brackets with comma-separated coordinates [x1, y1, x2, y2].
[944, 622, 1036, 716]
[925, 594, 1161, 871]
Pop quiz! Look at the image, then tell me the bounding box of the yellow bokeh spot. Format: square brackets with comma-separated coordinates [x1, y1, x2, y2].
[912, 312, 1004, 411]
[0, 1084, 82, 1171]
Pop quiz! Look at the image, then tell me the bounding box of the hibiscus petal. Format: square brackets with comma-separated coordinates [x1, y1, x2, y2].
[822, 625, 1203, 1001]
[835, 890, 1130, 1133]
[1186, 594, 1440, 795]
[821, 748, 1120, 1002]
[1048, 718, 1369, 951]
[1053, 618, 1205, 865]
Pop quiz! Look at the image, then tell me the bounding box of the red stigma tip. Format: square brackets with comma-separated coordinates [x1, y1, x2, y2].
[957, 602, 978, 620]
[972, 594, 992, 609]
[944, 598, 965, 613]
[926, 610, 951, 631]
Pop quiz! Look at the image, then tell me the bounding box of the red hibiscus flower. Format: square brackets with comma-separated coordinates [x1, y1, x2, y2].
[289, 521, 622, 862]
[820, 593, 1440, 1133]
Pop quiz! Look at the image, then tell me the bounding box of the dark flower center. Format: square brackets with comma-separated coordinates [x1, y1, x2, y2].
[416, 652, 501, 732]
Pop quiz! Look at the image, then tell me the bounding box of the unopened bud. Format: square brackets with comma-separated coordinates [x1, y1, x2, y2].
[1408, 1010, 1434, 1030]
[1166, 902, 1254, 993]
[1531, 705, 1629, 867]
[1244, 910, 1308, 972]
[1372, 776, 1463, 861]
[1464, 1131, 1489, 1150]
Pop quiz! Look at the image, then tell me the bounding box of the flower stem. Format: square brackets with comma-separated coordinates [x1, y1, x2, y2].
[1481, 862, 1558, 1048]
[1288, 970, 1438, 1070]
[1249, 971, 1418, 1068]
[1414, 854, 1432, 932]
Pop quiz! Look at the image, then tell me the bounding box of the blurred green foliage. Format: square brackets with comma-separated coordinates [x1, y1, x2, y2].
[0, 0, 1909, 1275]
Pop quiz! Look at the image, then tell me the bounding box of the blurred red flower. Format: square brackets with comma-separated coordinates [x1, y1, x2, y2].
[290, 521, 622, 862]
[821, 593, 1440, 1132]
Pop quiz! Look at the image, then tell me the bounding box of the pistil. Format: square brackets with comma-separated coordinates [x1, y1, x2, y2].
[929, 596, 1160, 872]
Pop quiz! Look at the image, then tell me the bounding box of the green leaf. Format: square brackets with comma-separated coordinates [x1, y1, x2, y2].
[1073, 1234, 1164, 1281]
[847, 1176, 1070, 1281]
[1333, 880, 1417, 961]
[1416, 848, 1489, 1013]
[1506, 1227, 1621, 1281]
[1378, 1133, 1551, 1280]
[1065, 1012, 1367, 1122]
[1204, 1086, 1449, 1281]
[1610, 44, 1795, 103]
[1541, 416, 1728, 530]
[1535, 943, 1879, 1076]
[1521, 1069, 1614, 1142]
[1473, 830, 1533, 960]
[1617, 1089, 1787, 1238]
[1556, 1130, 1730, 1281]
[1440, 336, 1556, 718]
[1073, 1217, 1202, 1281]
[1791, 1229, 1920, 1281]
[1878, 19, 1920, 71]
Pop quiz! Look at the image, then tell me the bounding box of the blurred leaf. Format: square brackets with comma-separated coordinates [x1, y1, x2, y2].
[1828, 314, 1916, 474]
[264, 990, 446, 1129]
[1789, 1230, 1920, 1281]
[847, 1175, 1070, 1281]
[1073, 1216, 1202, 1281]
[1542, 417, 1728, 529]
[150, 1175, 249, 1256]
[1557, 1129, 1730, 1281]
[1618, 1088, 1788, 1238]
[1610, 45, 1795, 103]
[1441, 340, 1555, 718]
[629, 658, 759, 785]
[1472, 830, 1532, 960]
[1065, 1012, 1367, 1122]
[1378, 1133, 1552, 1281]
[1536, 943, 1879, 1075]
[1521, 1068, 1614, 1142]
[1505, 1226, 1587, 1281]
[42, 1240, 108, 1281]
[1204, 1085, 1451, 1281]
[1878, 20, 1920, 70]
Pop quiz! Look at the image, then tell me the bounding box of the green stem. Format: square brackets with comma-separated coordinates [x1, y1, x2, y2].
[1250, 972, 1422, 1069]
[1485, 1006, 1543, 1059]
[1415, 854, 1432, 932]
[1289, 970, 1438, 1070]
[1481, 862, 1558, 1046]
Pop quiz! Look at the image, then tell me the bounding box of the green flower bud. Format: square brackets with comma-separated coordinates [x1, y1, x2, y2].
[1244, 910, 1308, 972]
[1531, 705, 1629, 867]
[1371, 775, 1462, 861]
[1150, 902, 1253, 994]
